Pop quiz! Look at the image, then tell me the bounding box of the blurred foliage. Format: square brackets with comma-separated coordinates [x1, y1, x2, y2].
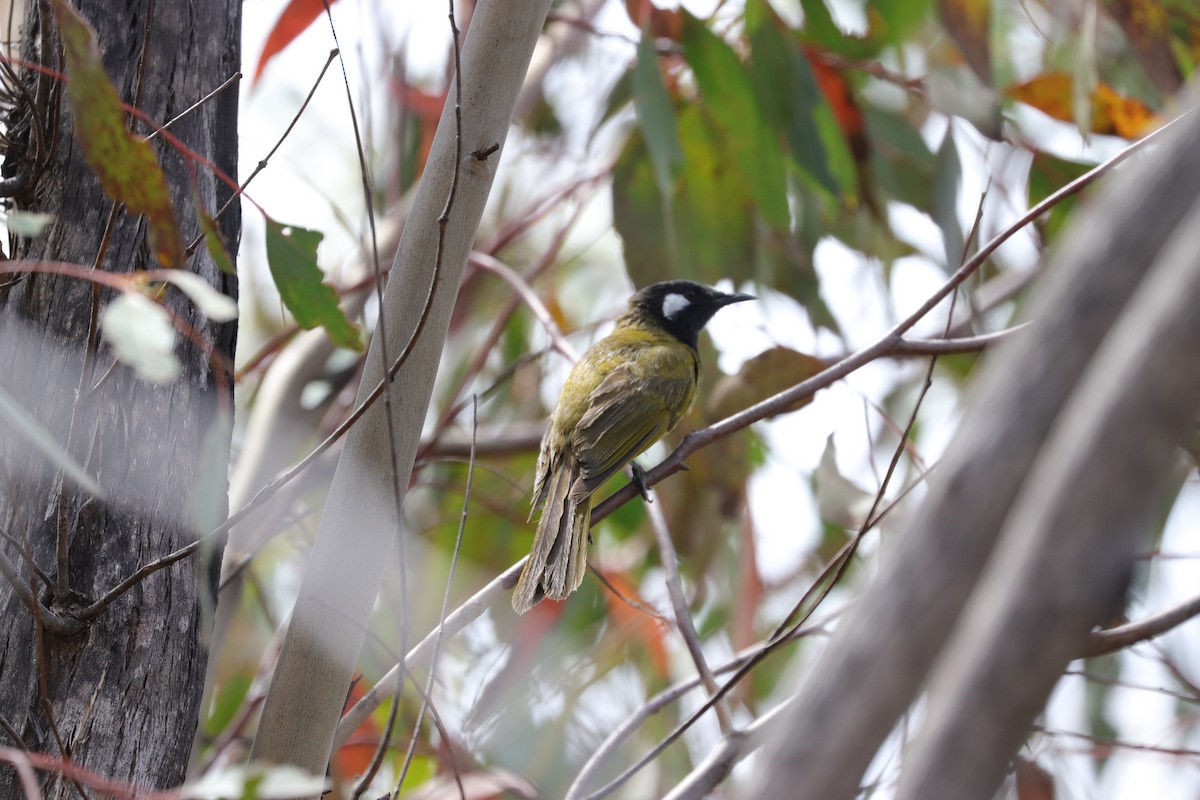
[211, 0, 1200, 797]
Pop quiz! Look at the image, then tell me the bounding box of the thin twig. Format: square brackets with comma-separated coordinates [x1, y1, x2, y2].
[1030, 726, 1200, 760]
[334, 560, 525, 748]
[1082, 594, 1200, 658]
[67, 104, 1186, 630]
[564, 612, 842, 800]
[145, 71, 241, 141]
[590, 107, 1194, 528]
[192, 48, 339, 250]
[580, 176, 993, 800]
[393, 395, 476, 798]
[468, 253, 580, 361]
[0, 547, 80, 635]
[644, 493, 732, 733]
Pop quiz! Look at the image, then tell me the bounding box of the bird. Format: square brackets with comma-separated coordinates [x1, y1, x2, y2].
[512, 280, 754, 614]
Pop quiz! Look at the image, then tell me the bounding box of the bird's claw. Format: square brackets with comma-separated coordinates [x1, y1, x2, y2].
[631, 462, 652, 503]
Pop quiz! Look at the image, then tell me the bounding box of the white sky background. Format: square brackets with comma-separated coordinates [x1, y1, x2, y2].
[236, 1, 1200, 797]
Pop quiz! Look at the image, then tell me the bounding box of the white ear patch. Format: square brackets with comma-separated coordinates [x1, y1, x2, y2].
[662, 292, 690, 320]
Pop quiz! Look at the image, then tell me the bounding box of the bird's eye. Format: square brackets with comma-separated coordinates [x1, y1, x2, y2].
[662, 293, 690, 319]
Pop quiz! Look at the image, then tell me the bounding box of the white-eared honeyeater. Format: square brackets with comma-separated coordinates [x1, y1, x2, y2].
[512, 280, 754, 614]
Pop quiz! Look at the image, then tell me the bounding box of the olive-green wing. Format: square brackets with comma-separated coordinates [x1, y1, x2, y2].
[568, 364, 693, 500]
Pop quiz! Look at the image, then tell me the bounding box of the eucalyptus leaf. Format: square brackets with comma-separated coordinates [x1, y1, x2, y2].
[100, 292, 181, 383]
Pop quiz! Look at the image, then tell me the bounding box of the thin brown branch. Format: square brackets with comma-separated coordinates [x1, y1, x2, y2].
[1083, 594, 1200, 658]
[146, 71, 241, 142]
[193, 48, 339, 251]
[1031, 725, 1200, 760]
[0, 546, 81, 635]
[391, 395, 476, 799]
[590, 111, 1190, 528]
[891, 324, 1028, 356]
[644, 492, 732, 733]
[468, 252, 580, 361]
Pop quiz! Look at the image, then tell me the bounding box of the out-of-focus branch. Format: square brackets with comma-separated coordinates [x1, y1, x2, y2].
[1082, 594, 1200, 658]
[896, 200, 1200, 795]
[749, 98, 1200, 800]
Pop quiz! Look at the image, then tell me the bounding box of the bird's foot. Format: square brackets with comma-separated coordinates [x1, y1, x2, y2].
[631, 462, 652, 503]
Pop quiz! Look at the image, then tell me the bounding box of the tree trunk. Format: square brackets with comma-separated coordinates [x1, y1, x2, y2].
[248, 0, 555, 781]
[0, 0, 239, 796]
[748, 95, 1200, 799]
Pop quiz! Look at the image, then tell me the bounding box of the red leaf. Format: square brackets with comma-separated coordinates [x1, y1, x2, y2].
[253, 0, 340, 83]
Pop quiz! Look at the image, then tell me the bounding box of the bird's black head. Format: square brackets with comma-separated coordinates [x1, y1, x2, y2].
[623, 280, 755, 350]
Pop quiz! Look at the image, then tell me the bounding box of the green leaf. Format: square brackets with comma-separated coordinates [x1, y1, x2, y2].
[50, 0, 182, 267]
[263, 219, 362, 351]
[198, 207, 236, 275]
[867, 0, 931, 45]
[934, 127, 964, 267]
[0, 386, 105, 498]
[797, 0, 878, 58]
[865, 107, 937, 212]
[681, 11, 790, 229]
[600, 69, 635, 129]
[798, 0, 845, 49]
[203, 672, 251, 737]
[633, 27, 684, 199]
[614, 106, 754, 286]
[613, 107, 840, 327]
[746, 0, 846, 198]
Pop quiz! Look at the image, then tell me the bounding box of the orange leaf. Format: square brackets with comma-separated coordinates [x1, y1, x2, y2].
[803, 47, 866, 153]
[1092, 82, 1160, 138]
[1006, 72, 1075, 121]
[333, 677, 382, 780]
[623, 0, 683, 40]
[601, 570, 670, 678]
[1006, 72, 1160, 138]
[254, 0, 340, 83]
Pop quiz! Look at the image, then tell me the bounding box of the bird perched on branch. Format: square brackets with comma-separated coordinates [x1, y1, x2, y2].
[512, 280, 754, 614]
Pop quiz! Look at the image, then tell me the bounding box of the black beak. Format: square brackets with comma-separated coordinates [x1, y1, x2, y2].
[715, 291, 755, 307]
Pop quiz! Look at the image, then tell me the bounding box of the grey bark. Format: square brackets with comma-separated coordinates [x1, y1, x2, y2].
[895, 172, 1200, 799]
[749, 96, 1200, 798]
[0, 0, 240, 796]
[248, 0, 555, 781]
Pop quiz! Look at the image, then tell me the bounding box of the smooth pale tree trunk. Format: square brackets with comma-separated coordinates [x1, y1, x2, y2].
[0, 1, 239, 796]
[750, 95, 1200, 799]
[248, 0, 555, 784]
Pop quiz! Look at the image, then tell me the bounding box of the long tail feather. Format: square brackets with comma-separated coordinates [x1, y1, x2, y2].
[512, 461, 591, 614]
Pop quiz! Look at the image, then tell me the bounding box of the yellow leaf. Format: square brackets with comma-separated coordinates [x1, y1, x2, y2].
[1006, 72, 1161, 138]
